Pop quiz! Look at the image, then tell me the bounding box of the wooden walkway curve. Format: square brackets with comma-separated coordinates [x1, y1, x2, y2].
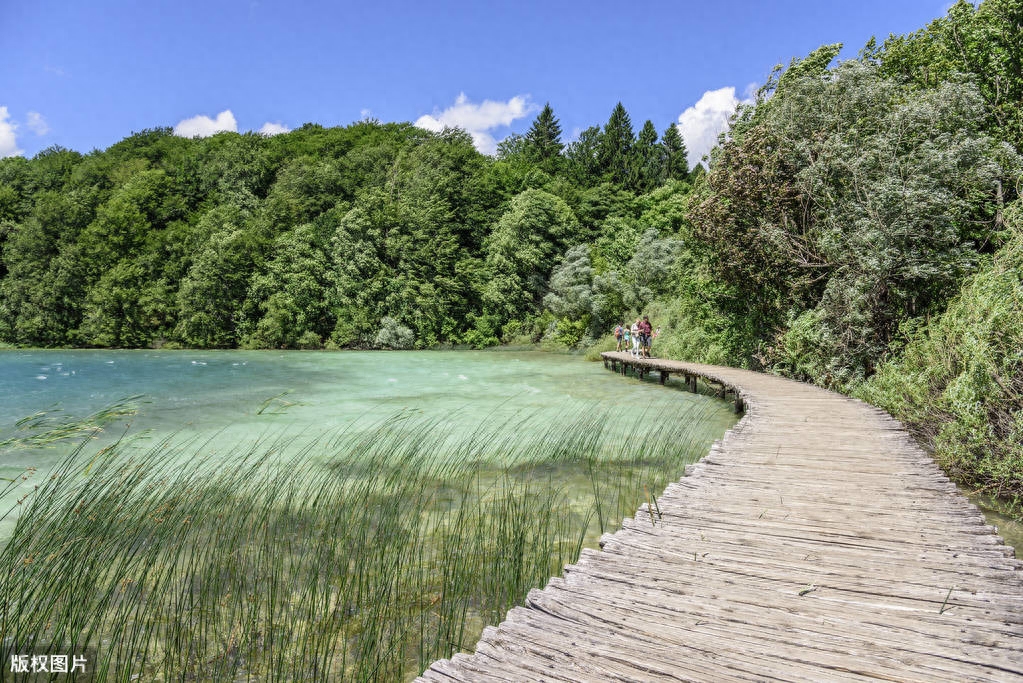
[419, 354, 1023, 682]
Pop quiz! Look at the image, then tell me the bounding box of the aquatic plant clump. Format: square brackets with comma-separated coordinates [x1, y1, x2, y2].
[0, 402, 722, 681]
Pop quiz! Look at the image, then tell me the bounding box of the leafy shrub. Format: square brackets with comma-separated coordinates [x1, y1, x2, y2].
[857, 202, 1023, 501]
[295, 330, 322, 349]
[374, 316, 415, 349]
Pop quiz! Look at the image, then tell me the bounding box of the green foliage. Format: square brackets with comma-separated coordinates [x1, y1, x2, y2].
[636, 179, 692, 234]
[482, 189, 578, 324]
[549, 315, 588, 348]
[857, 202, 1023, 500]
[175, 206, 260, 348]
[543, 244, 593, 321]
[243, 222, 333, 349]
[591, 217, 642, 273]
[375, 316, 416, 349]
[575, 182, 637, 232]
[691, 58, 1019, 381]
[543, 226, 683, 341]
[775, 42, 842, 90]
[660, 123, 689, 182]
[597, 102, 635, 186]
[0, 121, 562, 350]
[635, 295, 731, 366]
[563, 126, 602, 186]
[878, 0, 1023, 151]
[524, 103, 565, 168]
[26, 146, 82, 194]
[261, 156, 348, 229]
[626, 229, 684, 305]
[632, 120, 661, 192]
[78, 261, 157, 347]
[0, 189, 97, 345]
[0, 184, 22, 223]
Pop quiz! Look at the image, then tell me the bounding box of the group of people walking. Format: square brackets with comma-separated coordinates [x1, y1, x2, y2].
[613, 316, 656, 358]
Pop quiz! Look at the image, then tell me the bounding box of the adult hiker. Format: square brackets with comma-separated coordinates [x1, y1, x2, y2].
[639, 315, 653, 358]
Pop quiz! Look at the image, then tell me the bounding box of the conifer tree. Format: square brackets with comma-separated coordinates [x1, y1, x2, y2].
[525, 103, 564, 162]
[597, 102, 635, 185]
[564, 126, 602, 185]
[660, 122, 689, 181]
[633, 119, 661, 191]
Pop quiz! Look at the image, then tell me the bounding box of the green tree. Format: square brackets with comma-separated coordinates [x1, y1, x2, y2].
[878, 0, 1023, 150]
[632, 120, 661, 192]
[575, 183, 636, 235]
[543, 244, 594, 321]
[524, 103, 564, 166]
[482, 189, 578, 325]
[27, 146, 82, 194]
[0, 185, 22, 225]
[597, 103, 635, 185]
[692, 57, 1020, 383]
[175, 205, 261, 347]
[0, 190, 96, 344]
[388, 128, 490, 252]
[857, 201, 1023, 498]
[591, 217, 642, 273]
[243, 222, 333, 349]
[660, 123, 689, 182]
[260, 156, 347, 230]
[78, 261, 161, 347]
[624, 229, 684, 310]
[194, 132, 274, 206]
[328, 200, 387, 348]
[564, 126, 602, 186]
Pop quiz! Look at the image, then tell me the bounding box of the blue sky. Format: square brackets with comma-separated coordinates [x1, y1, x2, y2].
[2, 0, 952, 165]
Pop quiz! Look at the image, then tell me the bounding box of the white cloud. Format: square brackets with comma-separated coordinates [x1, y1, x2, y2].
[677, 87, 752, 168]
[0, 107, 23, 158]
[173, 110, 238, 138]
[360, 108, 373, 119]
[258, 121, 290, 136]
[26, 111, 49, 136]
[415, 93, 534, 155]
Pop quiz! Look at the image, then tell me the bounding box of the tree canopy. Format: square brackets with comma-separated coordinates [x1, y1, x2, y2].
[0, 107, 694, 350]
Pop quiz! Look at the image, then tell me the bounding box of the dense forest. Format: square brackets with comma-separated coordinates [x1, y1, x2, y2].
[1, 0, 1021, 501]
[0, 103, 692, 351]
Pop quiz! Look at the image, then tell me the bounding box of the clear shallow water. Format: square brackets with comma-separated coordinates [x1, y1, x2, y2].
[970, 493, 1023, 554]
[0, 349, 738, 532]
[0, 348, 735, 436]
[4, 349, 1020, 558]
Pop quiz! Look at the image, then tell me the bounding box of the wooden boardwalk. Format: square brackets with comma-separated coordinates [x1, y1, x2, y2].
[419, 353, 1023, 682]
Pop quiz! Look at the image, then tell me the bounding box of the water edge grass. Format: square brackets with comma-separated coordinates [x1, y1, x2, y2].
[1, 401, 727, 681]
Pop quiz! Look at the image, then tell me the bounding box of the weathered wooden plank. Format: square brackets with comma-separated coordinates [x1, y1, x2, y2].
[594, 531, 1023, 589]
[417, 354, 1023, 681]
[526, 582, 1016, 682]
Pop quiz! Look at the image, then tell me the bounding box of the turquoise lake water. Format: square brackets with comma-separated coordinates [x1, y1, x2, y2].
[2, 348, 1019, 559]
[0, 349, 738, 534]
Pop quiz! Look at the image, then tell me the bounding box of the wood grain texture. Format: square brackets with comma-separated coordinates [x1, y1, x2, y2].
[420, 354, 1023, 682]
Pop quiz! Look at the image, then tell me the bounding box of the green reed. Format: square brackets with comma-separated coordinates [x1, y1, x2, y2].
[0, 400, 726, 681]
